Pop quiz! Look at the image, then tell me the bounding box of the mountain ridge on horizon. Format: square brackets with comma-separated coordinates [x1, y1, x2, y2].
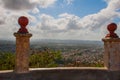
[0, 39, 103, 45]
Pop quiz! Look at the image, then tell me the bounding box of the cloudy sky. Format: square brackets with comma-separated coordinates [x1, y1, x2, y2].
[0, 0, 120, 41]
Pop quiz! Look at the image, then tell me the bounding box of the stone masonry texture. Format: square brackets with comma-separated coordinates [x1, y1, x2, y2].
[14, 33, 32, 73]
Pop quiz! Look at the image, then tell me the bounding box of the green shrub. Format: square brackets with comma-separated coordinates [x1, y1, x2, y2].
[29, 49, 62, 68]
[0, 52, 15, 70]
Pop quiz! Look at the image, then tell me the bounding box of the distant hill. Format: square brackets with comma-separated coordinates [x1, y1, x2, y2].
[0, 39, 103, 52]
[32, 39, 103, 44]
[31, 39, 103, 50]
[32, 39, 103, 46]
[0, 40, 15, 52]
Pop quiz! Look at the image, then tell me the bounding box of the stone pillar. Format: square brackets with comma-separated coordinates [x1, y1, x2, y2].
[14, 16, 32, 73]
[102, 23, 120, 71]
[102, 38, 120, 71]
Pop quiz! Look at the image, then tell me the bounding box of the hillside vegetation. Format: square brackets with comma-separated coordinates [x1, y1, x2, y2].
[0, 40, 104, 70]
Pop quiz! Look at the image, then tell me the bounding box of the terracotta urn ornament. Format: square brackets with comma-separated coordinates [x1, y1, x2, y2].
[18, 16, 29, 33]
[105, 23, 119, 38]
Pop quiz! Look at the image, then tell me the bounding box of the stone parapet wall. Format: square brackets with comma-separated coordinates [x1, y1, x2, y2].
[0, 67, 120, 80]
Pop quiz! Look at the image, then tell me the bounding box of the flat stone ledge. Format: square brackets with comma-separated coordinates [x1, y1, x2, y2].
[30, 67, 107, 71]
[1, 67, 119, 80]
[0, 70, 13, 73]
[0, 67, 107, 73]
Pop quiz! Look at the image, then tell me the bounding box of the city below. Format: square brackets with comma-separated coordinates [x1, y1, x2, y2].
[0, 39, 104, 67]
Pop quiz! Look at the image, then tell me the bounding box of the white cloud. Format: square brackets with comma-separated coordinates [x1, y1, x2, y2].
[0, 0, 56, 10]
[0, 0, 56, 40]
[63, 0, 74, 5]
[1, 0, 35, 10]
[31, 7, 40, 14]
[37, 13, 81, 31]
[59, 13, 82, 30]
[30, 0, 120, 40]
[0, 0, 120, 40]
[38, 0, 56, 8]
[39, 14, 59, 30]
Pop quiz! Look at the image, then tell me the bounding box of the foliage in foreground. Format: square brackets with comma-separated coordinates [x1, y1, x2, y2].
[0, 49, 62, 70]
[0, 52, 15, 70]
[0, 48, 104, 70]
[29, 48, 62, 68]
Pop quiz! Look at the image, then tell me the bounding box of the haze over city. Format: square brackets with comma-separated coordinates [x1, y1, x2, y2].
[0, 0, 120, 41]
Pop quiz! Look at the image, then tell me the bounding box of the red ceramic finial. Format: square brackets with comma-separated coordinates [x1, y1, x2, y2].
[18, 16, 29, 33]
[105, 23, 119, 38]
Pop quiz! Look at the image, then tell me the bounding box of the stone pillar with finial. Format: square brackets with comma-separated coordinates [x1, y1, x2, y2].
[14, 16, 32, 73]
[102, 23, 120, 71]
